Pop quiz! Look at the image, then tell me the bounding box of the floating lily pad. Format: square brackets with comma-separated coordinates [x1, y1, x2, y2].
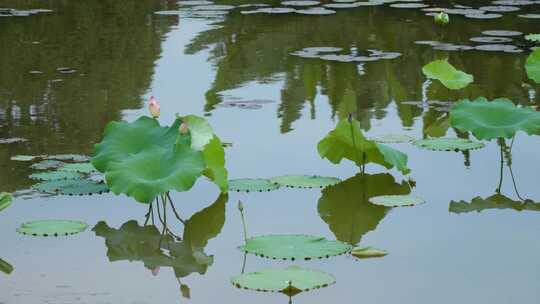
[413, 138, 485, 151]
[482, 30, 523, 37]
[154, 10, 181, 15]
[371, 134, 414, 143]
[479, 5, 520, 12]
[0, 193, 12, 212]
[433, 44, 475, 51]
[526, 48, 540, 83]
[518, 14, 540, 19]
[17, 220, 88, 237]
[244, 7, 296, 14]
[270, 175, 341, 189]
[44, 154, 90, 162]
[193, 5, 235, 10]
[475, 44, 522, 52]
[296, 7, 336, 15]
[464, 13, 502, 19]
[369, 195, 425, 207]
[10, 155, 38, 162]
[29, 171, 83, 181]
[231, 266, 335, 295]
[422, 60, 474, 90]
[228, 178, 280, 192]
[470, 36, 513, 43]
[178, 1, 213, 5]
[239, 235, 352, 260]
[0, 137, 27, 144]
[525, 34, 540, 43]
[390, 3, 429, 8]
[59, 163, 97, 174]
[492, 0, 534, 5]
[30, 160, 65, 170]
[33, 179, 109, 196]
[282, 1, 320, 6]
[351, 247, 388, 259]
[450, 97, 540, 140]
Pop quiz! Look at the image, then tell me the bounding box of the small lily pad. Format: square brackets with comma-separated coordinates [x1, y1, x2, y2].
[0, 193, 12, 212]
[29, 171, 83, 181]
[295, 7, 336, 15]
[44, 154, 90, 162]
[413, 138, 485, 151]
[17, 220, 88, 237]
[390, 3, 429, 8]
[0, 137, 27, 144]
[228, 178, 280, 192]
[469, 36, 513, 43]
[369, 195, 425, 207]
[465, 13, 502, 19]
[59, 163, 97, 174]
[239, 235, 352, 260]
[371, 134, 415, 143]
[518, 14, 540, 19]
[30, 160, 65, 170]
[422, 60, 474, 90]
[482, 30, 523, 37]
[479, 5, 520, 12]
[10, 155, 38, 162]
[231, 266, 335, 295]
[525, 34, 540, 43]
[270, 175, 341, 189]
[33, 179, 109, 196]
[351, 247, 388, 259]
[282, 1, 320, 6]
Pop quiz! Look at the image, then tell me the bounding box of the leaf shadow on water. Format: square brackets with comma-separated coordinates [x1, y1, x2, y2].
[317, 173, 411, 246]
[93, 194, 227, 293]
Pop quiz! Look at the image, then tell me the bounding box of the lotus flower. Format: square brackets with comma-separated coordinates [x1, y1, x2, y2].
[151, 266, 160, 276]
[149, 96, 160, 118]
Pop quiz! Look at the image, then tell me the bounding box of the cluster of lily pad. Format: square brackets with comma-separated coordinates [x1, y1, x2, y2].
[416, 30, 528, 53]
[291, 47, 401, 63]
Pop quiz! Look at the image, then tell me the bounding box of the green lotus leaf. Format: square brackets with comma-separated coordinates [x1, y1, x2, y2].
[181, 115, 214, 150]
[29, 171, 83, 181]
[17, 220, 88, 237]
[32, 179, 109, 196]
[450, 193, 540, 213]
[318, 173, 410, 245]
[351, 247, 388, 259]
[231, 266, 335, 295]
[0, 192, 12, 212]
[525, 34, 540, 43]
[0, 258, 14, 274]
[422, 60, 474, 90]
[228, 178, 280, 192]
[371, 133, 414, 143]
[317, 118, 410, 174]
[92, 116, 218, 203]
[45, 154, 90, 162]
[269, 175, 341, 189]
[369, 195, 425, 207]
[526, 48, 540, 83]
[30, 160, 65, 170]
[450, 97, 540, 140]
[239, 235, 352, 260]
[59, 163, 97, 174]
[10, 155, 37, 162]
[413, 138, 485, 151]
[202, 136, 228, 191]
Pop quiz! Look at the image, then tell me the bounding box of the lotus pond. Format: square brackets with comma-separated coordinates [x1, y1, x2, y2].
[1, 0, 540, 303]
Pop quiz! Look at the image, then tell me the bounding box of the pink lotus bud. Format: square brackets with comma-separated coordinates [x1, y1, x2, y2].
[149, 96, 160, 118]
[151, 266, 160, 276]
[179, 121, 189, 134]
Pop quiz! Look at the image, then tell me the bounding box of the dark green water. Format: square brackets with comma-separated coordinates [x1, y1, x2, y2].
[1, 0, 539, 303]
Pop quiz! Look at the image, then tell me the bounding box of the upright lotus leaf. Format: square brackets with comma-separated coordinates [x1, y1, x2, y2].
[92, 116, 206, 203]
[202, 136, 228, 191]
[0, 192, 12, 212]
[0, 258, 14, 274]
[231, 266, 335, 295]
[318, 173, 410, 245]
[450, 193, 540, 213]
[317, 118, 410, 174]
[422, 60, 474, 90]
[526, 48, 540, 83]
[180, 115, 214, 150]
[450, 97, 540, 140]
[240, 235, 352, 260]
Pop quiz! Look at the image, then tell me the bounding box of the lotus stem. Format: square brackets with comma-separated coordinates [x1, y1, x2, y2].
[241, 252, 247, 274]
[508, 162, 525, 201]
[166, 191, 186, 225]
[238, 200, 248, 243]
[144, 202, 153, 226]
[496, 142, 504, 193]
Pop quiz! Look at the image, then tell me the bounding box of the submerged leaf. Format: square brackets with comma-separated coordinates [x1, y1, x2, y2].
[369, 195, 425, 207]
[270, 175, 341, 189]
[0, 193, 12, 212]
[17, 220, 88, 237]
[351, 247, 388, 259]
[526, 48, 540, 83]
[413, 138, 485, 151]
[33, 179, 109, 196]
[228, 178, 280, 192]
[422, 60, 474, 90]
[318, 173, 410, 245]
[450, 97, 540, 140]
[318, 118, 410, 174]
[231, 266, 335, 295]
[239, 235, 352, 260]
